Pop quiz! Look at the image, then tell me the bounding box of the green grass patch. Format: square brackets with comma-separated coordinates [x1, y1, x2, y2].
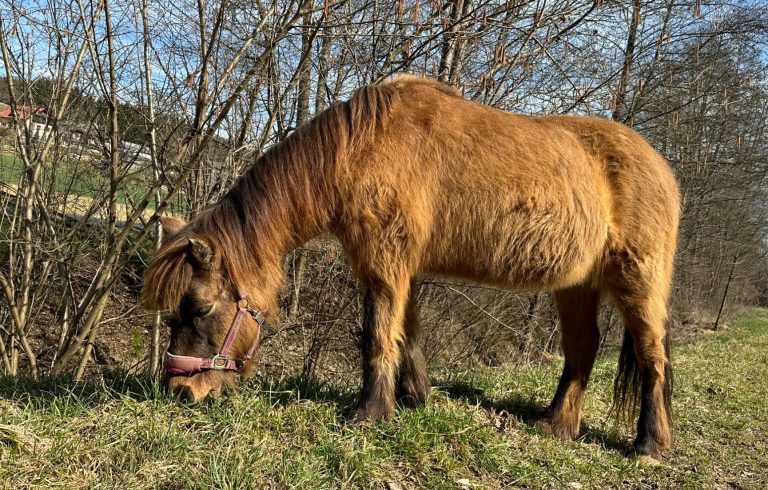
[0, 150, 21, 185]
[0, 148, 187, 218]
[1, 311, 767, 488]
[0, 148, 154, 204]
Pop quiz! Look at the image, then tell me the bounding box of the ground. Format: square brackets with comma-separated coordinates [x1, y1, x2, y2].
[1, 311, 767, 489]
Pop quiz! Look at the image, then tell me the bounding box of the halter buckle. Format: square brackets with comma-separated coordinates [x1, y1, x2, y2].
[209, 354, 231, 370]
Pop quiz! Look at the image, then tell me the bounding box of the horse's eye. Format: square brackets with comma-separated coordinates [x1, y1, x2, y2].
[196, 305, 213, 317]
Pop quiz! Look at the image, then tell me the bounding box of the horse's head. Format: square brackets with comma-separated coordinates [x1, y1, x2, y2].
[141, 216, 274, 402]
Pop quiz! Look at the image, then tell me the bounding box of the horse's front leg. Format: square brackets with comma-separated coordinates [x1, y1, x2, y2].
[350, 276, 411, 424]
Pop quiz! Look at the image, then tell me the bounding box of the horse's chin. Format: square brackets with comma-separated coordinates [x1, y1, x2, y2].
[164, 370, 238, 403]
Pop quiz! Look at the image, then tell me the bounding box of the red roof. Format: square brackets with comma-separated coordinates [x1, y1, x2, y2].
[0, 104, 45, 120]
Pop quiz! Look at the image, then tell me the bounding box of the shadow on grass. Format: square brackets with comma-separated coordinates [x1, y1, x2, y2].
[0, 371, 357, 414]
[250, 375, 358, 412]
[0, 370, 163, 409]
[437, 380, 631, 455]
[0, 372, 631, 453]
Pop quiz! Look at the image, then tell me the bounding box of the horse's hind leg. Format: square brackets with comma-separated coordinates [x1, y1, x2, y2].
[612, 283, 673, 460]
[538, 286, 600, 441]
[396, 282, 430, 408]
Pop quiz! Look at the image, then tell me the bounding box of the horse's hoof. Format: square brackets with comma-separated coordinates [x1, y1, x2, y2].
[630, 443, 663, 465]
[396, 374, 430, 409]
[395, 391, 429, 409]
[346, 404, 391, 427]
[535, 416, 577, 441]
[535, 417, 553, 433]
[631, 438, 665, 464]
[346, 409, 373, 427]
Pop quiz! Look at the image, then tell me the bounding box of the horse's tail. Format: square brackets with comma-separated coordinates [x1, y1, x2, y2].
[611, 320, 673, 426]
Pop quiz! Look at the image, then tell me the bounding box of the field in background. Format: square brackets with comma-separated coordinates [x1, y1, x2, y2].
[0, 145, 174, 219]
[1, 310, 766, 488]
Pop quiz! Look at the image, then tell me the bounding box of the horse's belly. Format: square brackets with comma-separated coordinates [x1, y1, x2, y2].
[423, 198, 607, 290]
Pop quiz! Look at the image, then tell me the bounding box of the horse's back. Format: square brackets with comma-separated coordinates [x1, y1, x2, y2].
[384, 84, 610, 288]
[343, 78, 679, 291]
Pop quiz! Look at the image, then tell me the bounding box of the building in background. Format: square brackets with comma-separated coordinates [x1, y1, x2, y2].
[0, 102, 50, 139]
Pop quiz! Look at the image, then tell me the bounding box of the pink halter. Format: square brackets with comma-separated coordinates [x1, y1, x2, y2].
[163, 298, 265, 375]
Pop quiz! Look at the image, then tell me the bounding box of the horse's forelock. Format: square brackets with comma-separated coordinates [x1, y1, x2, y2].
[141, 236, 194, 312]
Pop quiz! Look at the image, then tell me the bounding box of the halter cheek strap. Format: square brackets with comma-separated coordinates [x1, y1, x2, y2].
[163, 298, 266, 376]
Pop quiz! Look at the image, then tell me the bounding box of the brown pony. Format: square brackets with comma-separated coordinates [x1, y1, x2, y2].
[141, 75, 679, 462]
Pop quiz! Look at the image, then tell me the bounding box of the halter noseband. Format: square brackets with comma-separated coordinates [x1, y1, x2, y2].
[163, 298, 266, 375]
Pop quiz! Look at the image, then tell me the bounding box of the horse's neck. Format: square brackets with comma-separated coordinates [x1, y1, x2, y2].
[237, 154, 336, 256]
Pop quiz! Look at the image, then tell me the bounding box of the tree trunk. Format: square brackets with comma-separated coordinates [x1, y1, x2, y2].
[713, 254, 738, 331]
[612, 0, 641, 123]
[288, 10, 315, 319]
[438, 0, 472, 85]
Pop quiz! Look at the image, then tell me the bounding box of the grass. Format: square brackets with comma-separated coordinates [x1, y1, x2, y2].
[0, 150, 20, 185]
[1, 311, 767, 488]
[0, 146, 103, 198]
[0, 147, 186, 218]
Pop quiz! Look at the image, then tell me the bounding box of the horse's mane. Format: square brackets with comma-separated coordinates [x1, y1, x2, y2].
[141, 79, 408, 312]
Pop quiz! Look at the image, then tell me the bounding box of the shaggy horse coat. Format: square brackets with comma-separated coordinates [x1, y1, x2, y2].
[142, 75, 680, 461]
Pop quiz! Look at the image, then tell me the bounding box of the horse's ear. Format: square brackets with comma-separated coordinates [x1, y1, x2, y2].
[159, 216, 186, 242]
[188, 236, 215, 270]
